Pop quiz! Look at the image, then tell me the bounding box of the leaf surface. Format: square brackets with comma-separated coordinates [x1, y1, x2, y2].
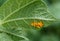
[0, 0, 56, 41]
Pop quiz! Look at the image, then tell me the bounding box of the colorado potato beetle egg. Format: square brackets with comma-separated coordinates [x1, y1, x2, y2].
[31, 21, 44, 28]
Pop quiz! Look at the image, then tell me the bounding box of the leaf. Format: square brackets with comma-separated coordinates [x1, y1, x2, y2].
[0, 25, 29, 41]
[0, 0, 56, 41]
[0, 33, 13, 41]
[48, 2, 60, 19]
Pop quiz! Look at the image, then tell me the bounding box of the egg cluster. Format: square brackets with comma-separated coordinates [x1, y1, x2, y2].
[31, 21, 44, 28]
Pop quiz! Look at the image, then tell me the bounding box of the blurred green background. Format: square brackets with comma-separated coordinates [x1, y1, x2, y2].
[0, 0, 6, 6]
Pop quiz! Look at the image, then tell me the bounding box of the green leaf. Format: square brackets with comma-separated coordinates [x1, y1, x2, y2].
[0, 0, 56, 41]
[48, 2, 60, 19]
[0, 0, 56, 26]
[0, 33, 13, 41]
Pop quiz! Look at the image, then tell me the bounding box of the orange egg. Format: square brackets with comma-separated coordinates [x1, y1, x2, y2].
[31, 21, 44, 28]
[37, 22, 44, 27]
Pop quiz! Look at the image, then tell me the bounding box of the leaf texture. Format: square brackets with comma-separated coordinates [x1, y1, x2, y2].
[0, 0, 56, 41]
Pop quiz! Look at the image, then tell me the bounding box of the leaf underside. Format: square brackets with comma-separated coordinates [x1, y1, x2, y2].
[0, 0, 56, 41]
